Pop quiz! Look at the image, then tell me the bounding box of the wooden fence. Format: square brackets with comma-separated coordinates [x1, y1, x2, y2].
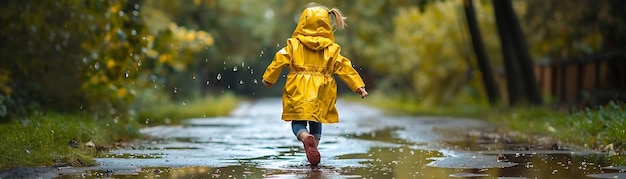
[534, 51, 626, 105]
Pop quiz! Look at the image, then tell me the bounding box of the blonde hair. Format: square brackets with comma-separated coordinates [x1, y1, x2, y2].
[329, 8, 347, 29]
[305, 3, 347, 30]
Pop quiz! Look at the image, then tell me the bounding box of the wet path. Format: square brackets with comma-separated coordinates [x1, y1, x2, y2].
[46, 99, 625, 178]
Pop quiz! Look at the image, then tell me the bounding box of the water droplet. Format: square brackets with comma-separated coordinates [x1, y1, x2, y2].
[94, 62, 100, 70]
[276, 43, 280, 47]
[182, 101, 186, 106]
[250, 69, 254, 74]
[79, 105, 83, 110]
[253, 79, 258, 84]
[192, 75, 196, 80]
[217, 73, 222, 81]
[131, 29, 137, 36]
[145, 118, 150, 124]
[239, 80, 244, 85]
[173, 87, 178, 93]
[50, 130, 54, 134]
[206, 80, 210, 85]
[125, 70, 130, 78]
[282, 74, 286, 78]
[233, 66, 238, 72]
[241, 62, 245, 67]
[114, 117, 118, 124]
[227, 85, 231, 89]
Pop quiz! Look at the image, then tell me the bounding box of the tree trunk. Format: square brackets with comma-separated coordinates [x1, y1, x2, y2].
[501, 0, 543, 105]
[463, 0, 500, 105]
[493, 0, 522, 105]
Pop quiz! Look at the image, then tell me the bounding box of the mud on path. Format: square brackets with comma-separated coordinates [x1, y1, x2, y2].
[3, 99, 625, 178]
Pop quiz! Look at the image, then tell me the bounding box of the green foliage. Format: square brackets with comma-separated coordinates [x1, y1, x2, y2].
[516, 0, 621, 58]
[369, 1, 500, 105]
[0, 0, 149, 116]
[0, 112, 140, 169]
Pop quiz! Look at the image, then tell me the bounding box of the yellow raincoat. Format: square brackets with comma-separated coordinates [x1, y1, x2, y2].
[262, 7, 365, 124]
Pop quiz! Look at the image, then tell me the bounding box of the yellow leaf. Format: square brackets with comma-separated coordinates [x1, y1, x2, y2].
[186, 31, 196, 41]
[117, 87, 128, 98]
[105, 33, 111, 42]
[107, 59, 116, 69]
[110, 3, 121, 13]
[158, 54, 169, 64]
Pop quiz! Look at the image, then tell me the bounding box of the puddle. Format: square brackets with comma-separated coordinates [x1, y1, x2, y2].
[32, 99, 626, 178]
[100, 153, 164, 159]
[53, 166, 288, 179]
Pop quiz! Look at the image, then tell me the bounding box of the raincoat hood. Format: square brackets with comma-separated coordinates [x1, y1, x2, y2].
[292, 7, 335, 51]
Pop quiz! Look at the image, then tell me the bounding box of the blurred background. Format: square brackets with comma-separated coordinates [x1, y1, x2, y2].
[1, 0, 625, 120]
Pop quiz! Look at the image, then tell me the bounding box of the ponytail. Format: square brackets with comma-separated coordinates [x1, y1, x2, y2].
[304, 3, 347, 30]
[329, 8, 347, 29]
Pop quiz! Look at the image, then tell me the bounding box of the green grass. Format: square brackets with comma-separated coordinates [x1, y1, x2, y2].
[136, 93, 239, 125]
[0, 93, 240, 169]
[353, 94, 626, 150]
[499, 101, 626, 149]
[0, 112, 140, 169]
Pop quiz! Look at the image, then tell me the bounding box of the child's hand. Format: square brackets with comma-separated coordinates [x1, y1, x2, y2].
[356, 87, 368, 99]
[262, 79, 274, 88]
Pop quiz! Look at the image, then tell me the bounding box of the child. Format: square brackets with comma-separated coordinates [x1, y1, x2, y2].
[262, 3, 368, 166]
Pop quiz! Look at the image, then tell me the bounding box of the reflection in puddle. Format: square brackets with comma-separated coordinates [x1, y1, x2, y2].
[49, 116, 626, 178]
[101, 153, 163, 159]
[54, 166, 288, 179]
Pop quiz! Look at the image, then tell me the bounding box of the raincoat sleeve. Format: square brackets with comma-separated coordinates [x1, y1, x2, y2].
[263, 46, 291, 84]
[334, 54, 366, 93]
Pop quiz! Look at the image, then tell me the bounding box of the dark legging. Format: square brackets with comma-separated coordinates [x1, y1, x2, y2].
[291, 120, 322, 140]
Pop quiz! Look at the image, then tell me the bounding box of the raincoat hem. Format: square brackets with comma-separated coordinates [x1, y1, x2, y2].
[282, 114, 338, 124]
